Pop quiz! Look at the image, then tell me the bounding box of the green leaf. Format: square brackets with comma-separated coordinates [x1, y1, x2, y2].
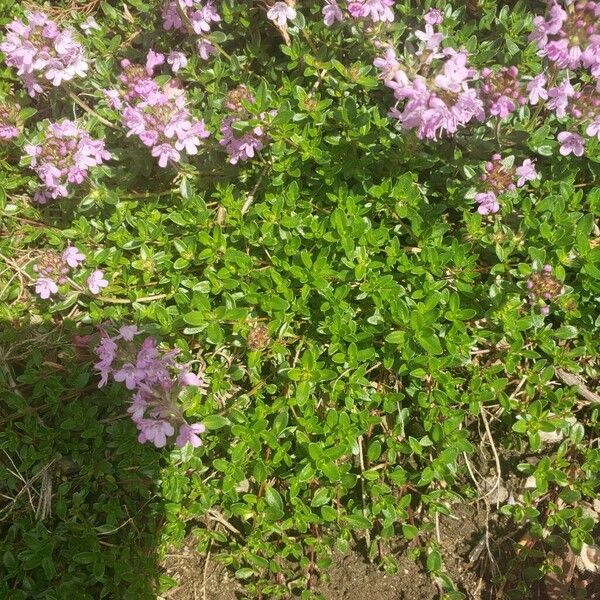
[265, 486, 284, 515]
[345, 513, 372, 530]
[202, 415, 229, 430]
[426, 549, 442, 573]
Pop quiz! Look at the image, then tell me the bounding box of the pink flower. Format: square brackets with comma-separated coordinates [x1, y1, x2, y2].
[360, 0, 395, 22]
[175, 423, 206, 448]
[557, 131, 585, 157]
[323, 0, 343, 26]
[24, 119, 110, 202]
[526, 74, 547, 105]
[515, 159, 538, 187]
[489, 96, 515, 118]
[119, 325, 140, 341]
[474, 191, 499, 215]
[137, 419, 175, 448]
[267, 2, 297, 27]
[151, 143, 180, 167]
[424, 8, 443, 25]
[197, 38, 216, 60]
[434, 52, 472, 93]
[547, 79, 575, 118]
[87, 270, 108, 294]
[348, 2, 366, 18]
[1, 12, 88, 95]
[414, 24, 444, 53]
[373, 47, 400, 80]
[113, 362, 146, 390]
[62, 245, 85, 268]
[586, 116, 600, 140]
[180, 371, 204, 386]
[145, 50, 165, 76]
[34, 277, 58, 299]
[167, 51, 187, 73]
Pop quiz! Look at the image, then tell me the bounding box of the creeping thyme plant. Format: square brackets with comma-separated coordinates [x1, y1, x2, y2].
[1, 1, 599, 598]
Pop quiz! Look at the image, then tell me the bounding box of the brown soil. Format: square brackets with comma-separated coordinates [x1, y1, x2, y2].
[316, 549, 435, 600]
[437, 502, 492, 599]
[159, 501, 599, 600]
[159, 502, 483, 600]
[159, 536, 242, 600]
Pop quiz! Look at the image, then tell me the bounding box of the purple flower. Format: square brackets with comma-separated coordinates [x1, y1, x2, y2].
[93, 332, 208, 450]
[62, 245, 85, 268]
[180, 371, 204, 386]
[529, 2, 600, 74]
[197, 38, 216, 60]
[34, 277, 58, 299]
[434, 52, 473, 93]
[526, 74, 548, 105]
[128, 392, 148, 422]
[414, 24, 444, 53]
[145, 50, 165, 76]
[374, 49, 402, 82]
[586, 116, 600, 140]
[1, 12, 88, 96]
[25, 119, 110, 203]
[0, 102, 21, 141]
[190, 1, 221, 34]
[87, 270, 109, 294]
[490, 96, 515, 118]
[424, 8, 443, 25]
[323, 0, 344, 26]
[119, 325, 140, 341]
[348, 2, 366, 18]
[474, 191, 500, 215]
[267, 2, 297, 28]
[547, 79, 575, 118]
[175, 423, 206, 448]
[151, 143, 181, 167]
[137, 419, 175, 448]
[515, 159, 538, 187]
[114, 362, 146, 390]
[167, 51, 187, 73]
[95, 336, 117, 367]
[557, 131, 585, 157]
[358, 0, 395, 23]
[112, 58, 209, 167]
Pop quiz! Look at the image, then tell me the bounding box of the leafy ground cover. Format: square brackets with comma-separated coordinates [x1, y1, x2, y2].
[1, 0, 599, 598]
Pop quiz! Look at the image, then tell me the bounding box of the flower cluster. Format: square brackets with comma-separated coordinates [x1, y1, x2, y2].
[474, 154, 539, 215]
[0, 102, 20, 141]
[480, 66, 527, 118]
[220, 85, 270, 164]
[375, 19, 484, 141]
[530, 1, 600, 80]
[32, 245, 108, 300]
[25, 120, 110, 204]
[539, 77, 599, 152]
[94, 326, 206, 449]
[527, 264, 563, 315]
[108, 51, 210, 168]
[162, 0, 220, 60]
[1, 11, 88, 97]
[322, 0, 395, 26]
[568, 85, 600, 140]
